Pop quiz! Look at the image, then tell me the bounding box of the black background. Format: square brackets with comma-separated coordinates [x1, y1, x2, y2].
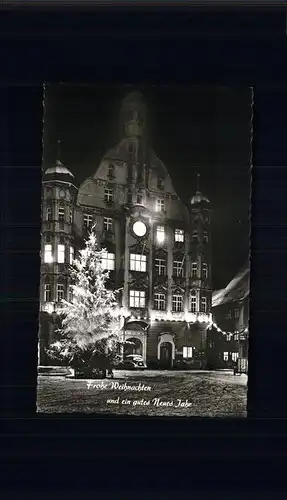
[1, 4, 287, 495]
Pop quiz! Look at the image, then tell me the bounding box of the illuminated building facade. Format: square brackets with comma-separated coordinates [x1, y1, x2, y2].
[207, 265, 249, 369]
[39, 91, 212, 369]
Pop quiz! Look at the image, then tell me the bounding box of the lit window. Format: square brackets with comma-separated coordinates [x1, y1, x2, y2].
[234, 334, 239, 341]
[203, 231, 208, 243]
[223, 352, 229, 361]
[231, 352, 239, 362]
[202, 263, 208, 279]
[57, 283, 65, 302]
[172, 295, 183, 312]
[83, 214, 93, 228]
[175, 229, 184, 242]
[154, 293, 166, 311]
[192, 230, 198, 242]
[69, 209, 73, 224]
[136, 194, 143, 204]
[190, 290, 197, 313]
[156, 199, 165, 212]
[104, 187, 113, 203]
[129, 290, 145, 308]
[58, 206, 65, 222]
[57, 244, 65, 264]
[46, 206, 52, 221]
[155, 258, 166, 275]
[69, 246, 74, 264]
[226, 334, 231, 342]
[191, 262, 197, 279]
[183, 347, 193, 359]
[156, 225, 165, 243]
[101, 252, 115, 271]
[173, 260, 183, 277]
[201, 296, 207, 313]
[44, 244, 53, 263]
[130, 253, 147, 272]
[104, 217, 113, 231]
[44, 283, 51, 302]
[234, 308, 240, 319]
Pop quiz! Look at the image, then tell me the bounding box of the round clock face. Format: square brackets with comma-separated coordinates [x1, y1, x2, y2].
[132, 220, 147, 237]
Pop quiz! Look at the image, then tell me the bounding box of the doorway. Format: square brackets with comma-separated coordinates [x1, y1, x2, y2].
[159, 342, 173, 369]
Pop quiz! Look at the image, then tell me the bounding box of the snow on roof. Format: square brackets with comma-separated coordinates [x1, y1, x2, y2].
[44, 161, 74, 178]
[212, 264, 250, 308]
[190, 191, 210, 205]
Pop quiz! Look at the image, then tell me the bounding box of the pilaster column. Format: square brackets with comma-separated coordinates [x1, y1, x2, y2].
[123, 215, 130, 309]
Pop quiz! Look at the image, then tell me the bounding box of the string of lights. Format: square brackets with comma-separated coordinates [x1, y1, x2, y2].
[207, 319, 248, 338]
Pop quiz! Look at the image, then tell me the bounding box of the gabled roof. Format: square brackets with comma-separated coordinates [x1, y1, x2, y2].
[212, 264, 250, 308]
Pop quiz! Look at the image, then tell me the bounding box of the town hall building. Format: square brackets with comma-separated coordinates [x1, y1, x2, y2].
[39, 91, 213, 369]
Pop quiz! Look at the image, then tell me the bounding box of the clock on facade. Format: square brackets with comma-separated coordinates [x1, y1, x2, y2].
[132, 220, 147, 237]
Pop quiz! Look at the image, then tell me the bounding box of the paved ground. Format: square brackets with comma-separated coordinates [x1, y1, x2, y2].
[37, 369, 248, 417]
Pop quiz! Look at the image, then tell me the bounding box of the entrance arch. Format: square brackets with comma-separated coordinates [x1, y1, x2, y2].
[123, 320, 149, 362]
[157, 332, 175, 369]
[124, 337, 143, 357]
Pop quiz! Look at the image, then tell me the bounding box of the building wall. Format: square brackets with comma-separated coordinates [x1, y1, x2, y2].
[39, 93, 213, 368]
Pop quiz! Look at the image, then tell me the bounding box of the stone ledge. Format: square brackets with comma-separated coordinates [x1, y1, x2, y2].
[38, 365, 72, 376]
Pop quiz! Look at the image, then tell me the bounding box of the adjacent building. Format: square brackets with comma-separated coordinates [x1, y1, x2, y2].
[207, 264, 250, 369]
[39, 90, 213, 369]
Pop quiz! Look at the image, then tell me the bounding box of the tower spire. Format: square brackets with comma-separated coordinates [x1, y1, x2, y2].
[196, 172, 200, 194]
[56, 139, 63, 166]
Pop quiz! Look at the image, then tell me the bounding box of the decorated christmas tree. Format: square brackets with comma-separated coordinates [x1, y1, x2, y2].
[47, 229, 122, 376]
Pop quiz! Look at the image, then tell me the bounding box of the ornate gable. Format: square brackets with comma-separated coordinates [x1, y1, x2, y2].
[128, 273, 149, 289]
[153, 283, 168, 293]
[154, 247, 168, 259]
[129, 242, 149, 254]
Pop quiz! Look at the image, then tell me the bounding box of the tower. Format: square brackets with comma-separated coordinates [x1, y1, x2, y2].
[39, 141, 78, 364]
[189, 174, 212, 359]
[120, 91, 148, 206]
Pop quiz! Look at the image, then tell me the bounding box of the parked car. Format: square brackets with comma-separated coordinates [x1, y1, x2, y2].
[117, 355, 147, 370]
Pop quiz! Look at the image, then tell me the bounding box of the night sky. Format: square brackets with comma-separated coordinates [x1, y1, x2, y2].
[42, 84, 252, 290]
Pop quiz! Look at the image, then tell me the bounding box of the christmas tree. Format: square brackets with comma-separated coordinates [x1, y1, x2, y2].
[47, 229, 122, 375]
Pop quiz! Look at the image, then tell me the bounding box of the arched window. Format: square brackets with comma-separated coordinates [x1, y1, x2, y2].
[58, 204, 65, 222]
[68, 284, 74, 303]
[172, 294, 183, 312]
[202, 263, 208, 279]
[46, 205, 52, 221]
[201, 296, 207, 313]
[44, 243, 53, 263]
